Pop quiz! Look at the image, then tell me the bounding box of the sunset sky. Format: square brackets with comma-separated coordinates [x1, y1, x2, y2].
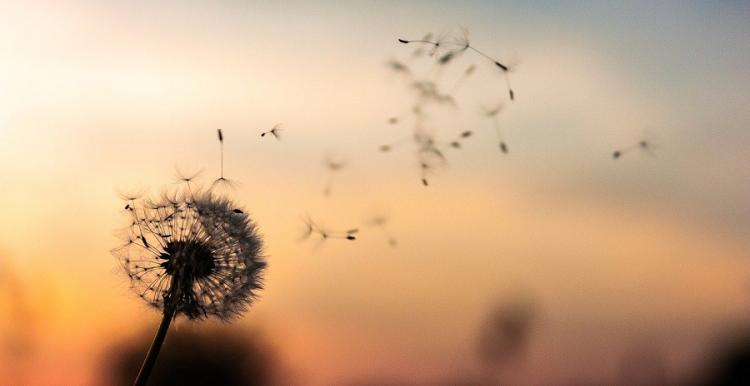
[1, 1, 749, 385]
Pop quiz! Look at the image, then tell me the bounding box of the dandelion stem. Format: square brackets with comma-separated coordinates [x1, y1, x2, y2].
[133, 305, 176, 386]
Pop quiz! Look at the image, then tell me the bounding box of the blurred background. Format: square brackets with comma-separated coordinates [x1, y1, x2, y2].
[1, 1, 749, 385]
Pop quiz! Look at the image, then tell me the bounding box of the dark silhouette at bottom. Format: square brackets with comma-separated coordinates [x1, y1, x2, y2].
[104, 325, 279, 386]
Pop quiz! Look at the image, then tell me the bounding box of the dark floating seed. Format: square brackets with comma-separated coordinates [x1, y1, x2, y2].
[495, 61, 509, 71]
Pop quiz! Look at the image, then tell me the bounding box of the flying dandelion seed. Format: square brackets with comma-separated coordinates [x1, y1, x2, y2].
[112, 183, 265, 386]
[418, 160, 437, 187]
[380, 122, 459, 186]
[378, 134, 414, 153]
[412, 81, 455, 106]
[406, 33, 434, 58]
[405, 33, 429, 58]
[386, 59, 412, 76]
[612, 139, 659, 160]
[450, 64, 477, 94]
[481, 103, 510, 154]
[260, 124, 282, 140]
[300, 215, 358, 245]
[366, 214, 398, 247]
[386, 105, 424, 127]
[446, 130, 475, 150]
[398, 31, 450, 57]
[437, 50, 458, 66]
[211, 129, 237, 191]
[322, 154, 346, 197]
[452, 28, 516, 101]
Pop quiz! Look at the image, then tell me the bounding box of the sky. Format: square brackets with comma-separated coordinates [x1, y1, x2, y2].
[0, 1, 749, 385]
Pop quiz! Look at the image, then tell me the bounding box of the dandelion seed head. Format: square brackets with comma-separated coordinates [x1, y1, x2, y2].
[112, 188, 265, 321]
[174, 166, 202, 185]
[210, 177, 239, 192]
[453, 27, 471, 50]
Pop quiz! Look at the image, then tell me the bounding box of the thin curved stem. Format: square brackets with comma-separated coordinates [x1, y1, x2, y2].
[133, 306, 176, 386]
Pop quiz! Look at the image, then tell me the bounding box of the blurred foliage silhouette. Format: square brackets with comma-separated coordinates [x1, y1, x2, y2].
[477, 298, 537, 367]
[104, 325, 280, 386]
[0, 255, 38, 385]
[688, 328, 750, 386]
[617, 339, 669, 386]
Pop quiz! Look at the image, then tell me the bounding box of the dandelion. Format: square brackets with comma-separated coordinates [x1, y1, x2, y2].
[112, 185, 265, 386]
[260, 124, 282, 140]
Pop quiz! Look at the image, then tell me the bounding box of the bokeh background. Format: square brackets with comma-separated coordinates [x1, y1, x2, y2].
[1, 1, 749, 385]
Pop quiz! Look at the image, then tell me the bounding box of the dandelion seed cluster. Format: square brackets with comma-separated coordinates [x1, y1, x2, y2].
[113, 189, 265, 320]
